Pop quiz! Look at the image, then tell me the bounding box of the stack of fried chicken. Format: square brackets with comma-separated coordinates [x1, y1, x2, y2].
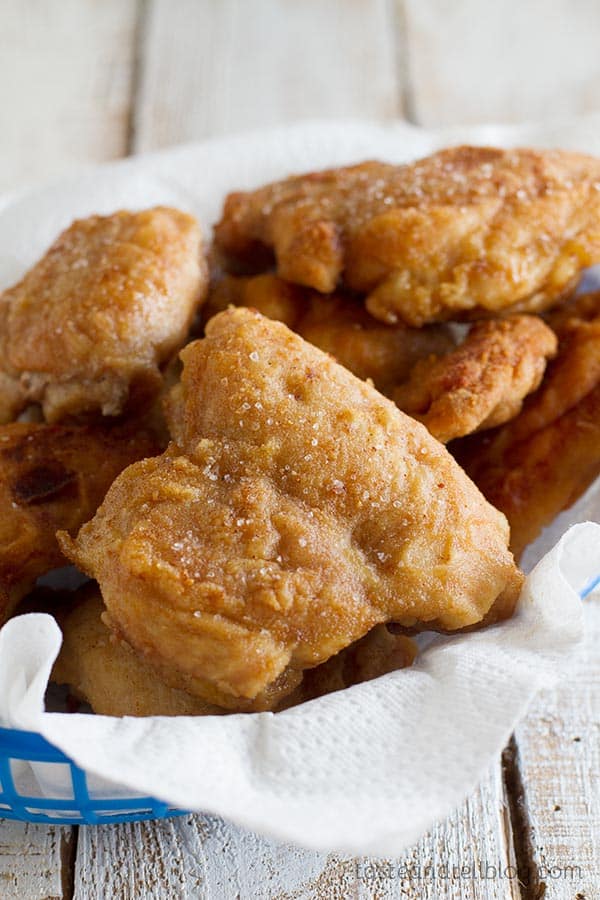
[1, 146, 599, 717]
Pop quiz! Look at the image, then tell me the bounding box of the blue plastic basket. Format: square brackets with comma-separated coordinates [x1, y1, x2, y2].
[0, 726, 187, 824]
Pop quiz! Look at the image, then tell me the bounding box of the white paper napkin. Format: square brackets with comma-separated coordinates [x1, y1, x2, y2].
[0, 120, 599, 854]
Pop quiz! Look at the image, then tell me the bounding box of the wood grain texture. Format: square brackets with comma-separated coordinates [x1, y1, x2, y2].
[0, 0, 138, 193]
[74, 766, 516, 899]
[132, 0, 401, 153]
[513, 601, 600, 898]
[0, 822, 74, 900]
[402, 0, 600, 126]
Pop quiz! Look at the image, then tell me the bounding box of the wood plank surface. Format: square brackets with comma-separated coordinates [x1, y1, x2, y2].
[0, 0, 138, 193]
[512, 600, 600, 898]
[132, 0, 401, 153]
[402, 0, 600, 126]
[0, 822, 74, 900]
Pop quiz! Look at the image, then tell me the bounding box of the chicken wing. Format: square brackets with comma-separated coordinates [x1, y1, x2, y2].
[214, 147, 600, 326]
[457, 307, 600, 558]
[393, 316, 557, 442]
[206, 273, 455, 394]
[0, 207, 207, 423]
[0, 421, 160, 624]
[60, 308, 522, 709]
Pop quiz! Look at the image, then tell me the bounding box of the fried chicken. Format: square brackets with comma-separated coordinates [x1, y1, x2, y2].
[0, 207, 207, 424]
[52, 586, 416, 716]
[52, 585, 224, 717]
[214, 147, 600, 326]
[206, 273, 455, 394]
[0, 421, 160, 624]
[279, 626, 417, 708]
[60, 308, 522, 709]
[393, 316, 557, 443]
[457, 305, 600, 558]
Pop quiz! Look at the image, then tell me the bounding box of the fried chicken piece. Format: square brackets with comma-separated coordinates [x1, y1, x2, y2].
[52, 587, 416, 716]
[52, 585, 223, 717]
[206, 273, 455, 393]
[393, 316, 557, 443]
[0, 207, 207, 424]
[214, 147, 600, 326]
[0, 421, 160, 625]
[457, 311, 600, 559]
[280, 626, 417, 708]
[544, 288, 600, 333]
[60, 308, 522, 709]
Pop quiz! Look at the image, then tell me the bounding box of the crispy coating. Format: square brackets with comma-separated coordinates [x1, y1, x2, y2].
[52, 586, 416, 716]
[60, 308, 522, 708]
[52, 585, 224, 717]
[393, 316, 557, 443]
[0, 207, 207, 423]
[214, 147, 600, 326]
[0, 421, 160, 624]
[206, 273, 455, 393]
[457, 310, 600, 558]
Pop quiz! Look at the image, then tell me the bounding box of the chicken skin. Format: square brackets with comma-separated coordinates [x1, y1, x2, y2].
[0, 421, 160, 624]
[457, 299, 600, 558]
[214, 147, 600, 326]
[60, 309, 522, 709]
[394, 316, 557, 442]
[0, 207, 207, 423]
[206, 273, 455, 394]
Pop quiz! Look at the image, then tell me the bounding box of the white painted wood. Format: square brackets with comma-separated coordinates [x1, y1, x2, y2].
[0, 821, 73, 899]
[514, 601, 600, 898]
[132, 0, 402, 153]
[0, 0, 138, 193]
[402, 0, 600, 126]
[74, 766, 516, 899]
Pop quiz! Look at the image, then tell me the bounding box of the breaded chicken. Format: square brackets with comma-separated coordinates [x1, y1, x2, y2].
[206, 273, 455, 394]
[214, 147, 600, 326]
[394, 316, 557, 443]
[0, 421, 160, 624]
[457, 308, 600, 558]
[52, 586, 416, 716]
[52, 585, 224, 717]
[0, 207, 207, 423]
[60, 309, 522, 709]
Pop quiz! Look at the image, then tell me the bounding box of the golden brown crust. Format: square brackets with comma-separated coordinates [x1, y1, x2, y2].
[52, 585, 224, 717]
[52, 587, 416, 716]
[393, 316, 557, 442]
[457, 306, 600, 558]
[214, 147, 600, 325]
[0, 420, 160, 624]
[205, 273, 456, 394]
[0, 207, 207, 423]
[61, 308, 522, 708]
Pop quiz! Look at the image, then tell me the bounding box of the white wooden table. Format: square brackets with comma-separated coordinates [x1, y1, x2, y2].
[0, 2, 598, 897]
